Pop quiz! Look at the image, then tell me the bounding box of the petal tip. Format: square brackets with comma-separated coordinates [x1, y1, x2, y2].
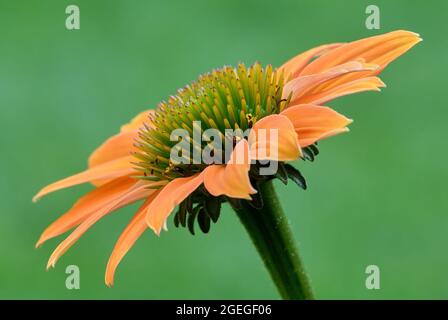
[146, 218, 161, 237]
[105, 278, 114, 287]
[46, 261, 55, 271]
[409, 31, 422, 39]
[35, 239, 44, 249]
[32, 193, 41, 203]
[244, 194, 254, 201]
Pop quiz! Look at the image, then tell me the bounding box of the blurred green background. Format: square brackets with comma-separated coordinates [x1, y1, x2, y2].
[0, 0, 446, 299]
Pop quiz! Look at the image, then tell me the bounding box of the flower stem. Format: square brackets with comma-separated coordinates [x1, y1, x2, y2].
[231, 180, 314, 300]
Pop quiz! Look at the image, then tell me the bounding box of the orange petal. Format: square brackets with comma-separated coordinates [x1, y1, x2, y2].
[300, 30, 421, 76]
[281, 104, 353, 147]
[33, 155, 136, 202]
[89, 110, 154, 168]
[300, 77, 385, 105]
[203, 140, 256, 200]
[120, 110, 154, 133]
[282, 61, 378, 105]
[248, 114, 301, 161]
[145, 173, 205, 236]
[105, 190, 160, 287]
[46, 181, 154, 269]
[88, 131, 138, 169]
[278, 43, 343, 79]
[87, 110, 154, 186]
[36, 177, 136, 248]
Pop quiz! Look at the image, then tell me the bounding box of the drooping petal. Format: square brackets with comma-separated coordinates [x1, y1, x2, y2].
[278, 43, 343, 79]
[203, 139, 256, 200]
[88, 110, 154, 184]
[105, 190, 160, 287]
[281, 104, 353, 147]
[88, 131, 138, 169]
[299, 30, 422, 76]
[46, 181, 154, 269]
[145, 173, 205, 236]
[120, 110, 154, 133]
[36, 177, 136, 248]
[33, 155, 136, 202]
[300, 77, 385, 105]
[282, 61, 378, 105]
[248, 114, 301, 161]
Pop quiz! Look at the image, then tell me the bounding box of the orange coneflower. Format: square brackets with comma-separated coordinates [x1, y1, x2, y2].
[34, 30, 420, 298]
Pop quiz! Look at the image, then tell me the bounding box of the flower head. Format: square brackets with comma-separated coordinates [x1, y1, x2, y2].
[33, 30, 421, 286]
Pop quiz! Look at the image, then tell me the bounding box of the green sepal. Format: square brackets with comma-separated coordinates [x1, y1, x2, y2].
[248, 182, 264, 210]
[197, 207, 211, 233]
[284, 164, 307, 190]
[187, 205, 201, 235]
[173, 210, 180, 228]
[204, 197, 222, 223]
[178, 201, 188, 227]
[275, 162, 288, 185]
[226, 197, 242, 210]
[308, 144, 319, 156]
[302, 147, 315, 162]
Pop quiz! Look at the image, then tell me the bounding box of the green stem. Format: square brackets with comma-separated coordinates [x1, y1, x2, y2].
[231, 180, 314, 300]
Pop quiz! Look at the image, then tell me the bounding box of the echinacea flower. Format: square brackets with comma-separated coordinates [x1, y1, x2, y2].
[34, 30, 420, 298]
